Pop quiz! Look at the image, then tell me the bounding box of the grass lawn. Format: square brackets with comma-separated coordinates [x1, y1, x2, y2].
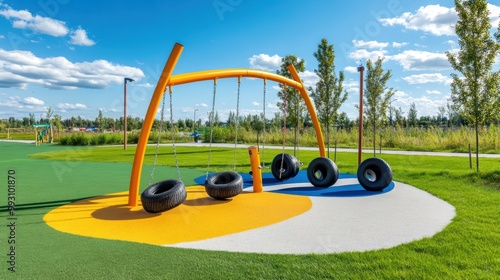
[1, 142, 499, 279]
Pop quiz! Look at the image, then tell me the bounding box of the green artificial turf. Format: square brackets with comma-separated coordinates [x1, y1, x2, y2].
[1, 142, 499, 279]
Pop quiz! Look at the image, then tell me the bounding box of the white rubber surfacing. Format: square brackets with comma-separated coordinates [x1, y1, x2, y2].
[165, 179, 456, 254]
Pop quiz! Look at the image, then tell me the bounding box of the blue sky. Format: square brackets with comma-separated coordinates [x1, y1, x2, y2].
[0, 0, 499, 123]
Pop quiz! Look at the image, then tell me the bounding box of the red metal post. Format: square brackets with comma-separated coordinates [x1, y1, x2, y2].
[357, 65, 364, 166]
[124, 79, 127, 150]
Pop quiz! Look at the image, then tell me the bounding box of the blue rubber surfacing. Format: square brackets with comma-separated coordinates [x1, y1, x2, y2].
[194, 170, 394, 198]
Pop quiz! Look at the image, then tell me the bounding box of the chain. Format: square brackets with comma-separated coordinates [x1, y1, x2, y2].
[280, 85, 288, 179]
[206, 79, 217, 180]
[261, 78, 266, 168]
[233, 77, 241, 171]
[169, 87, 182, 181]
[149, 87, 167, 186]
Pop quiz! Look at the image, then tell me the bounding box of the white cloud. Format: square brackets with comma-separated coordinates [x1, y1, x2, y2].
[69, 27, 96, 46]
[390, 50, 450, 70]
[349, 49, 387, 62]
[0, 95, 47, 115]
[298, 70, 319, 89]
[23, 96, 44, 105]
[488, 4, 500, 27]
[379, 4, 500, 37]
[352, 40, 388, 49]
[0, 49, 144, 89]
[0, 5, 68, 37]
[249, 54, 282, 71]
[394, 90, 407, 98]
[403, 73, 452, 85]
[252, 101, 260, 106]
[136, 83, 154, 88]
[392, 42, 408, 48]
[379, 5, 457, 36]
[426, 90, 441, 95]
[344, 66, 358, 73]
[196, 103, 208, 108]
[57, 103, 88, 110]
[267, 102, 278, 109]
[343, 80, 359, 95]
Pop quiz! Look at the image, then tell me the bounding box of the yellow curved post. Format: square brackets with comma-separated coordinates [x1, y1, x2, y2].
[129, 44, 326, 206]
[128, 43, 184, 206]
[287, 65, 326, 157]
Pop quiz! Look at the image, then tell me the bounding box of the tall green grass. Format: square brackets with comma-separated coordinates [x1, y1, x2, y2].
[53, 125, 500, 153]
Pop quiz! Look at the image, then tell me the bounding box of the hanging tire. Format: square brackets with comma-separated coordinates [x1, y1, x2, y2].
[291, 156, 301, 178]
[271, 153, 298, 180]
[205, 171, 243, 200]
[357, 158, 393, 191]
[141, 179, 187, 213]
[307, 157, 339, 188]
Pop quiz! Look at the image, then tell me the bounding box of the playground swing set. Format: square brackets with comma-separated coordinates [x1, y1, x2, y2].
[33, 123, 53, 146]
[129, 43, 393, 214]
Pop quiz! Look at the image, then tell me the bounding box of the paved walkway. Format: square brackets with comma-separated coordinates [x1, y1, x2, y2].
[174, 142, 500, 158]
[4, 139, 500, 158]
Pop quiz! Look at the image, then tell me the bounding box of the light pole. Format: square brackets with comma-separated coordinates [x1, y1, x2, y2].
[193, 108, 198, 142]
[124, 77, 134, 150]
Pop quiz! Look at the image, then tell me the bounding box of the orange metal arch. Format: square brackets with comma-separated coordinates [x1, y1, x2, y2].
[128, 43, 325, 206]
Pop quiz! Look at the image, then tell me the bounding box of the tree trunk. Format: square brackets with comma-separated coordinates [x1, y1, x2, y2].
[326, 125, 330, 158]
[373, 120, 376, 158]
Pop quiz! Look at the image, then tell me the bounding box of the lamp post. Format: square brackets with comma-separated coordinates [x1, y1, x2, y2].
[193, 108, 198, 142]
[124, 77, 134, 150]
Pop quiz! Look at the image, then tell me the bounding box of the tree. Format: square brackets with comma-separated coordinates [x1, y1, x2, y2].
[437, 106, 446, 125]
[53, 114, 63, 140]
[446, 0, 500, 171]
[28, 113, 35, 126]
[363, 58, 395, 156]
[394, 107, 405, 127]
[46, 107, 53, 120]
[276, 55, 305, 155]
[310, 38, 348, 158]
[227, 111, 236, 127]
[96, 110, 104, 132]
[407, 103, 418, 127]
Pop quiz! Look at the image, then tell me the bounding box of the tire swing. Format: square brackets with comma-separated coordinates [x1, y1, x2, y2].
[141, 86, 187, 213]
[271, 85, 300, 181]
[307, 157, 339, 188]
[271, 153, 299, 180]
[357, 158, 393, 191]
[204, 78, 243, 200]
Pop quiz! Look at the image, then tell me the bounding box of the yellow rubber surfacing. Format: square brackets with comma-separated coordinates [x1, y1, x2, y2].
[44, 186, 312, 245]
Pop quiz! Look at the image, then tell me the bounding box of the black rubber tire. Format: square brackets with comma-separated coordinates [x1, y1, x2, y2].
[357, 158, 393, 191]
[141, 179, 187, 213]
[205, 171, 243, 200]
[291, 156, 301, 178]
[271, 153, 298, 180]
[307, 157, 339, 188]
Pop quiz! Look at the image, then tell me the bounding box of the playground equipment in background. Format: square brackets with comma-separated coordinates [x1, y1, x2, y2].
[33, 123, 53, 145]
[128, 43, 393, 213]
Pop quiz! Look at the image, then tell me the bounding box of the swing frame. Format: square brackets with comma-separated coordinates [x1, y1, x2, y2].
[128, 43, 325, 207]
